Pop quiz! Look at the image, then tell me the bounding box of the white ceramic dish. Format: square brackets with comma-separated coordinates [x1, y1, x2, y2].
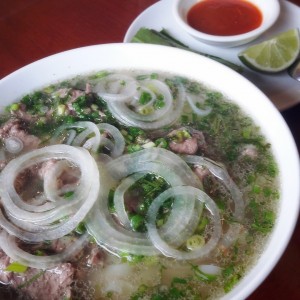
[173, 0, 280, 47]
[124, 0, 300, 111]
[0, 43, 299, 300]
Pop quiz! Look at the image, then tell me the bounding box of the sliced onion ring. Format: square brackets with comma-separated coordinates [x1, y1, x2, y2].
[106, 80, 186, 130]
[183, 155, 245, 221]
[0, 144, 100, 242]
[87, 148, 202, 256]
[0, 230, 89, 269]
[146, 186, 222, 260]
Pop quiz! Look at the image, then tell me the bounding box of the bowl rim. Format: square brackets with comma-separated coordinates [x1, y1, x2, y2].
[0, 43, 299, 300]
[173, 0, 281, 44]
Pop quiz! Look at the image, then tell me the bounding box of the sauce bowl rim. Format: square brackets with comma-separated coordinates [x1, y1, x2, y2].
[173, 0, 281, 47]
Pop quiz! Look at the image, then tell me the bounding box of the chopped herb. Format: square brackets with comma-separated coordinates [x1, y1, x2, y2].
[5, 261, 28, 273]
[75, 222, 87, 235]
[153, 95, 165, 109]
[17, 270, 46, 289]
[248, 200, 275, 233]
[139, 91, 152, 105]
[127, 144, 143, 153]
[63, 191, 74, 199]
[223, 273, 241, 293]
[196, 216, 209, 233]
[130, 214, 145, 232]
[8, 103, 20, 111]
[155, 138, 168, 149]
[181, 115, 189, 124]
[34, 250, 45, 256]
[108, 189, 116, 213]
[186, 235, 205, 250]
[89, 70, 110, 79]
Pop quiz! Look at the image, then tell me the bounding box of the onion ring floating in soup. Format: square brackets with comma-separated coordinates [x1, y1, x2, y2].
[0, 144, 100, 242]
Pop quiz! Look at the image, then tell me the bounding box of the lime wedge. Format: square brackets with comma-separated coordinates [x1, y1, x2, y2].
[238, 29, 300, 73]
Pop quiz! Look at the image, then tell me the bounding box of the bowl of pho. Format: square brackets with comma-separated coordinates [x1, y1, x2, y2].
[0, 43, 299, 300]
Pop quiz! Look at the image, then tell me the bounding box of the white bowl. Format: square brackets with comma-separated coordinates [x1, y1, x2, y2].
[0, 43, 299, 299]
[173, 0, 281, 47]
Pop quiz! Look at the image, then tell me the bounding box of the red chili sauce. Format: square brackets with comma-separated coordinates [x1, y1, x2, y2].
[187, 0, 263, 36]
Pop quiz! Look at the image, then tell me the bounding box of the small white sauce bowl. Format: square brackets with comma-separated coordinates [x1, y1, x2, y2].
[173, 0, 281, 48]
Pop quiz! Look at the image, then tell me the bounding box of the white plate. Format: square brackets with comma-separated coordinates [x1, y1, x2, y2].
[124, 0, 300, 111]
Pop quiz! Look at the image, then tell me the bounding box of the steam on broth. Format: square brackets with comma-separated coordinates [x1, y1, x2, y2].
[0, 70, 278, 299]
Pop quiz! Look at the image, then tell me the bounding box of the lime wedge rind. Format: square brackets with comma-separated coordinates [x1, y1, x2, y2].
[238, 28, 300, 73]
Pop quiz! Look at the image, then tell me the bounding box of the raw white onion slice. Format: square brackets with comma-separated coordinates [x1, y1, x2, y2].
[0, 144, 100, 242]
[198, 264, 222, 276]
[107, 148, 200, 186]
[106, 80, 185, 130]
[146, 186, 222, 260]
[186, 94, 212, 116]
[108, 79, 173, 122]
[4, 136, 24, 154]
[94, 74, 138, 102]
[113, 172, 146, 229]
[66, 121, 101, 152]
[107, 148, 201, 244]
[97, 123, 125, 158]
[52, 122, 125, 157]
[183, 155, 245, 221]
[0, 230, 89, 269]
[65, 129, 77, 145]
[87, 148, 202, 255]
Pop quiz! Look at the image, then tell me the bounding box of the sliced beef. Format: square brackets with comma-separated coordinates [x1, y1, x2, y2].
[37, 159, 57, 178]
[194, 166, 210, 182]
[12, 103, 38, 123]
[169, 137, 199, 154]
[0, 249, 74, 300]
[0, 119, 40, 152]
[168, 127, 207, 155]
[15, 263, 74, 300]
[14, 168, 33, 195]
[240, 144, 258, 159]
[85, 244, 105, 267]
[66, 89, 85, 113]
[0, 250, 12, 284]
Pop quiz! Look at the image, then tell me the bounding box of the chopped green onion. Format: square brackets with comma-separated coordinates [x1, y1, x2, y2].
[5, 261, 28, 273]
[186, 234, 205, 250]
[139, 91, 152, 105]
[130, 214, 145, 231]
[57, 104, 66, 115]
[10, 103, 20, 111]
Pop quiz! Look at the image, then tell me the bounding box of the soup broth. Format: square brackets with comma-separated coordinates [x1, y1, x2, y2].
[0, 70, 279, 299]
